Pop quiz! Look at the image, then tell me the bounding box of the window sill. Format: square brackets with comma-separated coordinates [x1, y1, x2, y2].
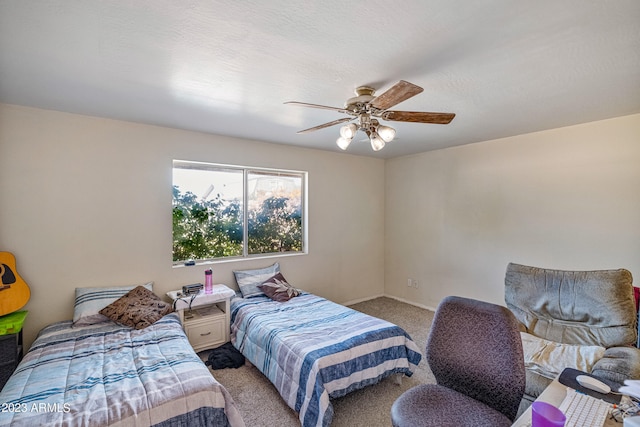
[171, 251, 307, 269]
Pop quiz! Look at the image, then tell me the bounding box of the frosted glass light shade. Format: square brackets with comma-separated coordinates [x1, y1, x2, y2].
[340, 123, 358, 139]
[336, 136, 352, 150]
[370, 133, 385, 151]
[377, 125, 396, 142]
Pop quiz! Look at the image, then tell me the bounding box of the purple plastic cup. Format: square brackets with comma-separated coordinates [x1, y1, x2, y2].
[531, 401, 566, 426]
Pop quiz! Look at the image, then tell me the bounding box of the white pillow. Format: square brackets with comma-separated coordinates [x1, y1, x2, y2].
[233, 263, 280, 298]
[520, 332, 606, 379]
[73, 282, 153, 326]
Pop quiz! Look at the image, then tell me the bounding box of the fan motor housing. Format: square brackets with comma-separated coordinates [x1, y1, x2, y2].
[345, 86, 376, 111]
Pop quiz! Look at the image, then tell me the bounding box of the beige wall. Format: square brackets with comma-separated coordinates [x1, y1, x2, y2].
[2, 103, 638, 350]
[0, 104, 385, 349]
[385, 114, 640, 310]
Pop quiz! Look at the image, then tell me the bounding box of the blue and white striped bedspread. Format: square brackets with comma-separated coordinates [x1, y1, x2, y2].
[231, 294, 422, 427]
[0, 313, 245, 427]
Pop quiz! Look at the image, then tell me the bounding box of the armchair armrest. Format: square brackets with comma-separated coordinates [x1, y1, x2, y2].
[591, 346, 640, 386]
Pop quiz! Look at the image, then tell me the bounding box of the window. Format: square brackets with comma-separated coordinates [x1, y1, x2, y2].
[172, 160, 306, 264]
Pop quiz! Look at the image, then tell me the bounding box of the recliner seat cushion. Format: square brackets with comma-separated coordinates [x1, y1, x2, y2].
[521, 332, 606, 379]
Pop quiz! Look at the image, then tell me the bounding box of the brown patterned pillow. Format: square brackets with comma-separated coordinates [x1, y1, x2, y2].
[99, 285, 172, 329]
[258, 273, 301, 302]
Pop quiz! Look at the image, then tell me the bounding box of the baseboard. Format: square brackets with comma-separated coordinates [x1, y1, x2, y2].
[382, 294, 437, 312]
[341, 293, 436, 312]
[341, 294, 385, 306]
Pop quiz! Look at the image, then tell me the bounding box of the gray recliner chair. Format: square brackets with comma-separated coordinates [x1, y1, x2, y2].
[505, 262, 640, 402]
[390, 296, 526, 427]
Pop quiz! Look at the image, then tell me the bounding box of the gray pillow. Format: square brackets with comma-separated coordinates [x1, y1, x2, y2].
[234, 263, 280, 298]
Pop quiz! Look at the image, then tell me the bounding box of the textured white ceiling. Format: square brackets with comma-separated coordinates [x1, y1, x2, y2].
[1, 0, 639, 158]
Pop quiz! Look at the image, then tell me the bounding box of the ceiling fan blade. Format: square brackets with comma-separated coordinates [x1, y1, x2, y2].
[381, 111, 455, 124]
[285, 101, 348, 114]
[370, 80, 424, 111]
[296, 117, 353, 134]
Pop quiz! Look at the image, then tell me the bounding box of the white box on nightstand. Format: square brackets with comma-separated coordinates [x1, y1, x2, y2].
[167, 284, 235, 352]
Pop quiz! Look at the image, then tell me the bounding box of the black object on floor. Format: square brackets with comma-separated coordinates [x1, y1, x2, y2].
[205, 342, 245, 369]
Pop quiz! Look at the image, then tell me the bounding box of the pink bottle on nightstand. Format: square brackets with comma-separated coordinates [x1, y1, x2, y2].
[204, 269, 213, 294]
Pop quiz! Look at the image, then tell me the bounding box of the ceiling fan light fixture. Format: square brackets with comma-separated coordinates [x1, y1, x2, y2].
[377, 124, 396, 142]
[336, 136, 352, 150]
[287, 80, 455, 153]
[339, 123, 358, 139]
[370, 132, 385, 151]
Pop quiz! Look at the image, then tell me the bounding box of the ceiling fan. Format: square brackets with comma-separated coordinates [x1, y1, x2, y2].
[285, 80, 455, 152]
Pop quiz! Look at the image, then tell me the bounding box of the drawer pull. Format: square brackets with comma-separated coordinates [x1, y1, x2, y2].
[200, 332, 212, 336]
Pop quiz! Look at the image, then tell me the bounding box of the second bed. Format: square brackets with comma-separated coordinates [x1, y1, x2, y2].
[230, 293, 422, 427]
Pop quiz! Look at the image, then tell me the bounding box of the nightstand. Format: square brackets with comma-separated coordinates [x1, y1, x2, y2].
[167, 285, 235, 352]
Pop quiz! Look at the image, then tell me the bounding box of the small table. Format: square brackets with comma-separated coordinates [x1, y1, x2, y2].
[167, 285, 235, 352]
[512, 378, 618, 426]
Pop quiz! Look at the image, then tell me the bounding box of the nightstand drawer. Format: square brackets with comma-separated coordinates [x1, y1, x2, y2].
[167, 286, 232, 353]
[186, 317, 226, 351]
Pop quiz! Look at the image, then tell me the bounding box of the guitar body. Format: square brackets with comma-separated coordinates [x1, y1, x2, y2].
[0, 252, 31, 316]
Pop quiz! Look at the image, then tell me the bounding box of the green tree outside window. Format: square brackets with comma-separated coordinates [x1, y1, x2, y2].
[172, 161, 305, 263]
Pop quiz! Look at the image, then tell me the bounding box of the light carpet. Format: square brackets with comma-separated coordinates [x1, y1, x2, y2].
[200, 296, 527, 426]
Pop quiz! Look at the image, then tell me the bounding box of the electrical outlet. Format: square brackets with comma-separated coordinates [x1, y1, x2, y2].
[412, 280, 419, 288]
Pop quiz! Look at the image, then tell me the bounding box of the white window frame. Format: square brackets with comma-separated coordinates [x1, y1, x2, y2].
[172, 160, 308, 266]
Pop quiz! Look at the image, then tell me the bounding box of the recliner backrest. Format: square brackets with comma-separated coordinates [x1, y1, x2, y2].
[505, 263, 637, 347]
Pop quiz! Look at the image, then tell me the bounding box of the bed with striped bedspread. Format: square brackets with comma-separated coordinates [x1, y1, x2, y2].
[0, 313, 245, 427]
[231, 293, 422, 427]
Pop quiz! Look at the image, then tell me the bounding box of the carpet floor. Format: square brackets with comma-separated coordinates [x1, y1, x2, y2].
[200, 296, 527, 426]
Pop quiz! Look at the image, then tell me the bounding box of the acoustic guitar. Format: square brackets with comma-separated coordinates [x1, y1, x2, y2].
[0, 252, 31, 316]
